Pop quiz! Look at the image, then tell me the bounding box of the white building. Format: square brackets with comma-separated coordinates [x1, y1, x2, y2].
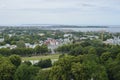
[103, 36, 120, 45]
[80, 37, 87, 40]
[10, 45, 17, 49]
[64, 34, 72, 38]
[0, 38, 4, 42]
[25, 43, 40, 48]
[0, 44, 17, 49]
[38, 33, 45, 36]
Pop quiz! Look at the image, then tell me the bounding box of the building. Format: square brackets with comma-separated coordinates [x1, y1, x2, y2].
[64, 34, 72, 38]
[103, 36, 120, 45]
[0, 44, 17, 49]
[0, 38, 4, 42]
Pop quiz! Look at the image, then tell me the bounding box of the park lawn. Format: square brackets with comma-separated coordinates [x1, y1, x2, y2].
[22, 54, 60, 61]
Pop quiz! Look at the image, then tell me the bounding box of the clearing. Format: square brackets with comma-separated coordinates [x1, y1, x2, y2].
[22, 54, 60, 61]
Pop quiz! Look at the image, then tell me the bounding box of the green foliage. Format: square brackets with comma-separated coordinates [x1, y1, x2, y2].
[56, 40, 106, 56]
[69, 45, 83, 56]
[109, 46, 120, 59]
[0, 56, 16, 80]
[53, 39, 120, 80]
[71, 62, 108, 80]
[9, 55, 21, 67]
[34, 45, 48, 55]
[50, 55, 108, 80]
[100, 52, 111, 63]
[107, 60, 120, 80]
[59, 54, 65, 58]
[0, 48, 34, 56]
[50, 56, 73, 80]
[34, 59, 52, 68]
[14, 64, 39, 80]
[88, 47, 97, 54]
[16, 40, 25, 48]
[56, 43, 84, 55]
[116, 53, 120, 60]
[11, 48, 34, 56]
[35, 70, 50, 80]
[23, 61, 32, 66]
[0, 48, 11, 56]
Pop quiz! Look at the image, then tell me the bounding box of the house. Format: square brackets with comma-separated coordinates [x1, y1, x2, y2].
[0, 38, 4, 42]
[0, 44, 17, 49]
[103, 39, 113, 44]
[103, 36, 120, 45]
[64, 34, 72, 38]
[80, 37, 87, 40]
[38, 33, 45, 36]
[63, 38, 71, 44]
[25, 43, 40, 48]
[10, 45, 17, 49]
[8, 34, 14, 37]
[44, 38, 59, 46]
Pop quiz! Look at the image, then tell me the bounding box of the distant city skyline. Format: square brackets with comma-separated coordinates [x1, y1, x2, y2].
[0, 0, 120, 26]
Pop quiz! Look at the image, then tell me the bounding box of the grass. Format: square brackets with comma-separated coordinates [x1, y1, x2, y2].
[22, 54, 60, 61]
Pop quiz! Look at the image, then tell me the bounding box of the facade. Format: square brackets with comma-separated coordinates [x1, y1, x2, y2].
[103, 36, 120, 45]
[0, 38, 4, 42]
[0, 44, 17, 49]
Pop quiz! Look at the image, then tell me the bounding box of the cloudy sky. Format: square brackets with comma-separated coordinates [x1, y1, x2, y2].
[0, 0, 120, 25]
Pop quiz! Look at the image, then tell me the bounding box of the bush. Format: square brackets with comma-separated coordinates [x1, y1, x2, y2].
[34, 59, 52, 68]
[24, 61, 32, 66]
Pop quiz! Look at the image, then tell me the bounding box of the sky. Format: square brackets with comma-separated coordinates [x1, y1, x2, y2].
[0, 0, 120, 26]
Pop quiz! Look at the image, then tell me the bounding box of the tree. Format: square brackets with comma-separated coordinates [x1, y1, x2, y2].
[35, 70, 50, 80]
[9, 55, 21, 67]
[88, 47, 97, 55]
[34, 45, 42, 55]
[95, 47, 106, 56]
[0, 56, 16, 80]
[116, 53, 120, 60]
[109, 46, 120, 59]
[40, 44, 48, 54]
[107, 60, 120, 80]
[71, 62, 87, 80]
[34, 45, 48, 55]
[10, 48, 34, 56]
[23, 61, 32, 66]
[71, 54, 108, 80]
[16, 40, 25, 48]
[69, 45, 83, 56]
[100, 52, 111, 64]
[50, 56, 73, 80]
[14, 64, 39, 80]
[50, 55, 108, 80]
[0, 48, 11, 56]
[34, 59, 52, 68]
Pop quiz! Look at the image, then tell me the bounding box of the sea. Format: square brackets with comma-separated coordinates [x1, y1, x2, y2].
[51, 27, 120, 33]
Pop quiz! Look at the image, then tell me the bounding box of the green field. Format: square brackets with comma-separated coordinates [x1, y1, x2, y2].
[22, 54, 60, 61]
